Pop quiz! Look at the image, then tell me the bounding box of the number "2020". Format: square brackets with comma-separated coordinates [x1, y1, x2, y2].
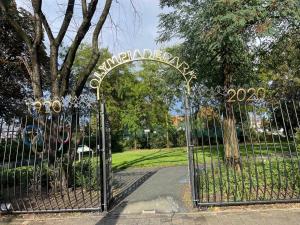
[227, 88, 266, 103]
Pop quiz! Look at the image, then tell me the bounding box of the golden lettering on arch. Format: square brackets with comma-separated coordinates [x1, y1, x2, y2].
[143, 49, 153, 59]
[153, 50, 164, 61]
[98, 62, 109, 73]
[90, 49, 196, 99]
[106, 56, 120, 68]
[118, 51, 132, 63]
[132, 49, 143, 60]
[185, 70, 196, 79]
[177, 61, 189, 74]
[127, 50, 133, 61]
[162, 52, 173, 63]
[169, 56, 180, 68]
[90, 78, 100, 89]
[93, 71, 104, 79]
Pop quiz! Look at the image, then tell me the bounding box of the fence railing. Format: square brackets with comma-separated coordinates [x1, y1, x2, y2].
[191, 89, 300, 206]
[0, 95, 108, 213]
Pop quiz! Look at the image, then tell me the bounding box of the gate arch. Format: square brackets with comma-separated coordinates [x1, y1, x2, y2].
[89, 49, 196, 99]
[89, 49, 198, 208]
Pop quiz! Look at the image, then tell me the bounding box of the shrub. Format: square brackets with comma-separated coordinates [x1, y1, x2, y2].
[295, 128, 300, 151]
[0, 158, 101, 194]
[74, 159, 100, 190]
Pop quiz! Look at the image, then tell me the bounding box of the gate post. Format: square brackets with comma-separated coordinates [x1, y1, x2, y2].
[184, 92, 199, 207]
[98, 97, 112, 212]
[100, 100, 108, 212]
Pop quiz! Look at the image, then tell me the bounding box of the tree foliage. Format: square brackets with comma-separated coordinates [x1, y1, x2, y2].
[0, 4, 49, 119]
[72, 45, 184, 150]
[158, 0, 300, 88]
[158, 0, 300, 167]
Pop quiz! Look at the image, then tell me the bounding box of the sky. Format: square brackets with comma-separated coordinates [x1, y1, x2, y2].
[16, 0, 177, 54]
[15, 0, 184, 113]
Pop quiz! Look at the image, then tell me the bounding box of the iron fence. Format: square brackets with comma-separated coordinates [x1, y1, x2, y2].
[190, 87, 300, 207]
[0, 95, 111, 213]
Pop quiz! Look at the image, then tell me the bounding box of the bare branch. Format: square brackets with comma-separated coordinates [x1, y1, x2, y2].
[72, 0, 113, 97]
[59, 0, 100, 95]
[31, 0, 43, 46]
[129, 0, 139, 16]
[81, 0, 87, 17]
[41, 13, 55, 43]
[56, 0, 75, 46]
[16, 56, 32, 77]
[92, 0, 113, 50]
[30, 0, 44, 99]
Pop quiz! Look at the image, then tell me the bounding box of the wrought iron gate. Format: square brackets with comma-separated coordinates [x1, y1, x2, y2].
[0, 95, 112, 213]
[190, 86, 300, 207]
[99, 101, 112, 211]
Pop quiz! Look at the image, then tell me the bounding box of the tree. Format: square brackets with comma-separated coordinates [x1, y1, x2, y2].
[259, 29, 300, 135]
[158, 0, 300, 169]
[72, 45, 179, 150]
[1, 0, 112, 99]
[1, 0, 113, 191]
[0, 4, 49, 119]
[113, 61, 177, 149]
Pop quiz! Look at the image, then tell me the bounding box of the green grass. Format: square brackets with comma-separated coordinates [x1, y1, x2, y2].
[199, 158, 300, 203]
[112, 147, 188, 170]
[111, 143, 297, 171]
[1, 144, 299, 204]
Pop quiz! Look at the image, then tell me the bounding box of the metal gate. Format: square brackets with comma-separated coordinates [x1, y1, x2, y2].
[0, 95, 112, 213]
[189, 86, 300, 207]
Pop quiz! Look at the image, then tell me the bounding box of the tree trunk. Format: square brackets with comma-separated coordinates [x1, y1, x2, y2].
[222, 48, 240, 171]
[30, 48, 43, 99]
[134, 132, 137, 150]
[223, 117, 240, 170]
[166, 113, 170, 148]
[134, 139, 137, 150]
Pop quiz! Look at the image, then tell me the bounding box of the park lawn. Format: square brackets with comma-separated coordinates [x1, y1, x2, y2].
[112, 147, 189, 170]
[111, 143, 296, 171]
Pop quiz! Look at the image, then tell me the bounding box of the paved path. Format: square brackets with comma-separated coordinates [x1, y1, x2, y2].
[112, 166, 191, 214]
[2, 166, 300, 224]
[2, 207, 300, 225]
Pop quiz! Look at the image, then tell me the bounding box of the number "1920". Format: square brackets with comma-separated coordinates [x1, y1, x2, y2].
[28, 100, 62, 114]
[227, 88, 266, 103]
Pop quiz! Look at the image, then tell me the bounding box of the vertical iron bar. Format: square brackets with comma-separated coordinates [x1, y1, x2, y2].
[265, 105, 282, 200]
[6, 118, 16, 211]
[204, 109, 216, 202]
[270, 103, 289, 199]
[259, 102, 274, 200]
[184, 92, 198, 206]
[212, 107, 223, 202]
[100, 100, 107, 211]
[13, 118, 22, 211]
[252, 105, 267, 200]
[237, 102, 252, 201]
[72, 109, 79, 208]
[279, 101, 295, 199]
[244, 104, 260, 201]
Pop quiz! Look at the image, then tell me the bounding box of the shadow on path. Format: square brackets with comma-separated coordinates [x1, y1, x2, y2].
[94, 169, 157, 225]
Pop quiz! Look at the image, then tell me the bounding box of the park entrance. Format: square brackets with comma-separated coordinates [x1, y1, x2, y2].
[0, 49, 198, 213]
[1, 49, 300, 213]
